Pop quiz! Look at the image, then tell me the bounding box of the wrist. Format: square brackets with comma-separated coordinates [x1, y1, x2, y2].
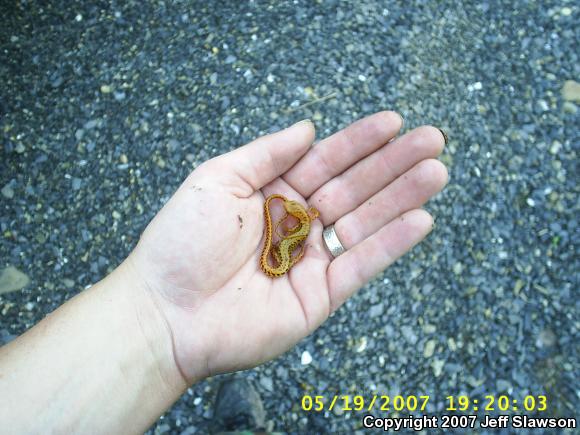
[113, 255, 192, 391]
[0, 255, 191, 433]
[124, 247, 214, 384]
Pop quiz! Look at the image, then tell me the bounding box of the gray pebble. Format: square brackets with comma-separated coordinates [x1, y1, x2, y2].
[1, 183, 14, 199]
[0, 266, 30, 294]
[368, 303, 384, 318]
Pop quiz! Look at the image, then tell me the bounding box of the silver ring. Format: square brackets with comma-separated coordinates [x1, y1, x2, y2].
[323, 225, 346, 257]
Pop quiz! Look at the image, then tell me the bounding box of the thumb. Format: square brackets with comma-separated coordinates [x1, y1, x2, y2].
[215, 119, 315, 193]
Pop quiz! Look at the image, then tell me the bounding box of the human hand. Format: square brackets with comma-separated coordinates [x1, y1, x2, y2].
[126, 112, 448, 384]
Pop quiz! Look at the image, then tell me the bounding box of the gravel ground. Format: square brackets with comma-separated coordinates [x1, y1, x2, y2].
[1, 0, 578, 433]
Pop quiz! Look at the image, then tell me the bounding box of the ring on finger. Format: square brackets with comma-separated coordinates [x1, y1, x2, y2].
[322, 224, 346, 258]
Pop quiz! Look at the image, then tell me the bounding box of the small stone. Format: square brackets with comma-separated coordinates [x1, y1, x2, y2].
[333, 404, 345, 416]
[563, 101, 577, 114]
[467, 376, 485, 387]
[431, 358, 444, 377]
[355, 336, 367, 352]
[15, 143, 25, 153]
[561, 7, 572, 16]
[50, 75, 64, 88]
[465, 286, 478, 296]
[447, 337, 457, 351]
[537, 100, 549, 111]
[114, 91, 126, 101]
[71, 178, 82, 190]
[225, 55, 236, 64]
[383, 324, 395, 338]
[156, 424, 171, 434]
[423, 339, 436, 358]
[156, 157, 166, 168]
[63, 278, 75, 288]
[496, 379, 512, 392]
[423, 324, 437, 334]
[0, 266, 30, 294]
[259, 376, 274, 392]
[1, 183, 14, 199]
[549, 141, 562, 154]
[562, 80, 580, 102]
[100, 84, 112, 94]
[301, 351, 312, 365]
[119, 154, 128, 164]
[112, 210, 122, 220]
[167, 139, 180, 151]
[84, 119, 98, 130]
[468, 81, 483, 91]
[536, 328, 557, 348]
[368, 304, 383, 318]
[401, 326, 418, 345]
[513, 279, 525, 295]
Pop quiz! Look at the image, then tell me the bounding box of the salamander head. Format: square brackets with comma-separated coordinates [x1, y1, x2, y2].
[283, 200, 307, 217]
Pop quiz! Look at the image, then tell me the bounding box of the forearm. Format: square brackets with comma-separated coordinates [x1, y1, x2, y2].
[0, 258, 188, 434]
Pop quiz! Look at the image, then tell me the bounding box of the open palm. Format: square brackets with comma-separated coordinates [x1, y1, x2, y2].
[128, 112, 448, 383]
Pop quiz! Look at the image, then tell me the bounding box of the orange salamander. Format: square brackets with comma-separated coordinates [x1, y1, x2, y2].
[260, 194, 319, 278]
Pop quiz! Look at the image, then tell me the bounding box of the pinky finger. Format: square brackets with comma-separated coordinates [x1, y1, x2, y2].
[326, 209, 434, 312]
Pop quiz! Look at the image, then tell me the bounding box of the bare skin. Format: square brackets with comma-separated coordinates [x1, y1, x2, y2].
[0, 112, 448, 433]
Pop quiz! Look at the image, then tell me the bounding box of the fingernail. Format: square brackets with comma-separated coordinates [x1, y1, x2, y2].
[397, 112, 405, 130]
[437, 128, 448, 145]
[295, 118, 312, 126]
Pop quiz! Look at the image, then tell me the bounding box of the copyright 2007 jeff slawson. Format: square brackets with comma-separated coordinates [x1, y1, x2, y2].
[362, 414, 577, 431]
